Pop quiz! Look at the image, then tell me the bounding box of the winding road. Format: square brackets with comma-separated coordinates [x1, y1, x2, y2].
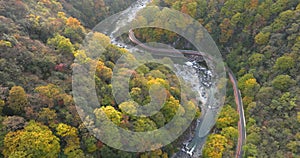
[128, 29, 246, 158]
[228, 69, 246, 158]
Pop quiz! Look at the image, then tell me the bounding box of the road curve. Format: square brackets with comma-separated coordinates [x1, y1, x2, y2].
[128, 29, 246, 158]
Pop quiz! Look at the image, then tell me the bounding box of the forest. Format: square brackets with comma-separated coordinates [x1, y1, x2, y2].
[0, 0, 299, 158]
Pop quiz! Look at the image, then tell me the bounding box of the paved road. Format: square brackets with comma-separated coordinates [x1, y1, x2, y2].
[228, 69, 246, 158]
[128, 29, 246, 158]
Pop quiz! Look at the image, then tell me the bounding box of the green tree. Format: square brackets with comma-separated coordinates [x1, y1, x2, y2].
[243, 143, 258, 158]
[275, 92, 297, 111]
[256, 87, 274, 105]
[274, 55, 295, 72]
[119, 101, 137, 116]
[249, 53, 265, 66]
[84, 32, 111, 58]
[247, 132, 261, 145]
[286, 141, 298, 153]
[272, 75, 296, 91]
[221, 127, 239, 156]
[100, 145, 135, 158]
[3, 121, 60, 158]
[8, 86, 28, 114]
[47, 34, 75, 53]
[150, 112, 166, 128]
[37, 108, 57, 125]
[146, 70, 166, 79]
[83, 136, 97, 153]
[133, 118, 157, 132]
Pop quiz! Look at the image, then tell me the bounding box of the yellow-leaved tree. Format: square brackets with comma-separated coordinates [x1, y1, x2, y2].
[56, 123, 85, 158]
[203, 134, 228, 158]
[3, 121, 60, 158]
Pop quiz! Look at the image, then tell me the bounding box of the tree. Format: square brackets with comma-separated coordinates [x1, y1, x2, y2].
[180, 2, 197, 17]
[274, 55, 295, 72]
[203, 134, 228, 158]
[0, 99, 4, 114]
[216, 105, 239, 129]
[133, 118, 157, 132]
[95, 106, 122, 125]
[0, 40, 12, 47]
[130, 87, 144, 105]
[82, 136, 97, 153]
[272, 75, 296, 91]
[73, 50, 89, 64]
[37, 108, 57, 125]
[247, 132, 261, 145]
[146, 70, 166, 79]
[286, 141, 298, 153]
[276, 92, 297, 111]
[3, 121, 60, 158]
[94, 106, 123, 148]
[2, 116, 26, 131]
[56, 123, 85, 158]
[256, 87, 274, 105]
[150, 112, 166, 128]
[8, 86, 28, 114]
[243, 143, 258, 158]
[221, 127, 238, 141]
[219, 18, 234, 43]
[35, 84, 62, 108]
[243, 78, 260, 97]
[119, 101, 137, 116]
[270, 0, 289, 14]
[63, 17, 86, 43]
[47, 34, 75, 54]
[254, 32, 270, 45]
[140, 149, 167, 158]
[95, 60, 112, 83]
[84, 32, 111, 58]
[99, 145, 135, 158]
[161, 97, 181, 122]
[136, 65, 150, 75]
[147, 78, 169, 89]
[237, 73, 260, 97]
[249, 53, 264, 67]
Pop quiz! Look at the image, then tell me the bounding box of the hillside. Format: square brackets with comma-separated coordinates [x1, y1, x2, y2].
[0, 0, 299, 158]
